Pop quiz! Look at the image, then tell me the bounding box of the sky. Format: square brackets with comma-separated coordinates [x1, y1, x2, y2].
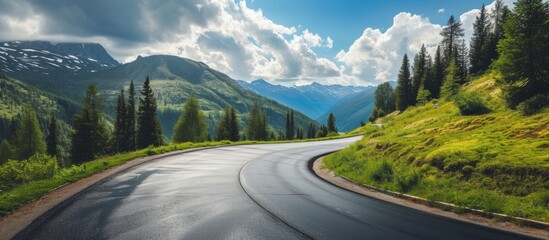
[0, 0, 514, 86]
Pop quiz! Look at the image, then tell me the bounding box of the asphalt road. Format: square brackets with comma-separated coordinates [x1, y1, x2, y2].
[16, 137, 536, 239]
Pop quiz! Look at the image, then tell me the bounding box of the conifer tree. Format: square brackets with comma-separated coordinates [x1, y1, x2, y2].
[487, 0, 510, 63]
[456, 40, 469, 84]
[429, 46, 445, 99]
[46, 115, 58, 158]
[307, 123, 317, 139]
[441, 59, 460, 100]
[173, 96, 208, 143]
[14, 104, 45, 160]
[285, 110, 295, 140]
[369, 82, 395, 121]
[0, 140, 12, 164]
[228, 106, 240, 141]
[469, 4, 492, 75]
[216, 108, 230, 141]
[246, 102, 268, 140]
[495, 0, 549, 108]
[416, 83, 431, 105]
[411, 44, 428, 104]
[327, 113, 337, 133]
[113, 89, 127, 152]
[136, 76, 163, 148]
[441, 15, 465, 65]
[71, 85, 108, 163]
[125, 81, 136, 151]
[296, 127, 304, 140]
[395, 54, 412, 111]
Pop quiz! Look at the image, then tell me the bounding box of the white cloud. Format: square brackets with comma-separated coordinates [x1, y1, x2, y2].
[336, 12, 442, 84]
[438, 8, 445, 13]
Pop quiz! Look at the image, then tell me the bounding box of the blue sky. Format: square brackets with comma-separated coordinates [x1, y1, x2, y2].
[249, 0, 491, 60]
[0, 0, 508, 86]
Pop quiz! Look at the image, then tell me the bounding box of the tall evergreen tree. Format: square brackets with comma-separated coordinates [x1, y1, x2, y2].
[285, 110, 295, 140]
[327, 113, 337, 133]
[495, 0, 549, 108]
[228, 106, 240, 141]
[416, 83, 431, 105]
[441, 59, 460, 100]
[456, 40, 469, 84]
[487, 0, 511, 64]
[71, 85, 108, 163]
[246, 102, 268, 141]
[411, 44, 428, 104]
[136, 76, 163, 148]
[14, 104, 46, 160]
[113, 89, 127, 152]
[216, 107, 230, 141]
[469, 4, 492, 75]
[46, 115, 58, 158]
[395, 54, 412, 111]
[307, 123, 317, 139]
[296, 127, 304, 140]
[125, 81, 137, 151]
[173, 96, 208, 143]
[0, 140, 12, 164]
[428, 45, 445, 99]
[441, 15, 465, 65]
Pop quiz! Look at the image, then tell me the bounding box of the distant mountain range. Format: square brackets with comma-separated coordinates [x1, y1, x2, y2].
[0, 41, 317, 139]
[237, 79, 379, 131]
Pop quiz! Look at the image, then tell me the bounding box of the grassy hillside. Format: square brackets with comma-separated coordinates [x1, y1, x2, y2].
[324, 74, 549, 221]
[0, 75, 80, 165]
[316, 88, 376, 131]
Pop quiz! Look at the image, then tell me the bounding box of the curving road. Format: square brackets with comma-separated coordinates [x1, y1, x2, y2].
[16, 137, 534, 239]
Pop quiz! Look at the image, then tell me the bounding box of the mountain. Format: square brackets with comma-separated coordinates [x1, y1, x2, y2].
[0, 41, 120, 98]
[237, 79, 369, 119]
[53, 54, 317, 139]
[316, 88, 376, 131]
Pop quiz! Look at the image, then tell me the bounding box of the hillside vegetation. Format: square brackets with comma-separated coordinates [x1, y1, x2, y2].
[324, 75, 549, 221]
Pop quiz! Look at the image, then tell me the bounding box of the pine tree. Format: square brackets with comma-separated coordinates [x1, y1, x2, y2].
[327, 113, 337, 133]
[395, 54, 412, 111]
[441, 15, 465, 65]
[173, 96, 208, 143]
[412, 44, 428, 104]
[487, 0, 511, 63]
[228, 106, 240, 141]
[495, 0, 549, 108]
[316, 125, 328, 138]
[71, 85, 108, 163]
[0, 140, 12, 164]
[456, 40, 469, 84]
[296, 127, 304, 140]
[125, 81, 137, 151]
[113, 89, 127, 152]
[441, 59, 460, 100]
[136, 76, 163, 148]
[46, 115, 57, 158]
[429, 45, 445, 99]
[14, 104, 46, 160]
[469, 4, 492, 75]
[307, 123, 316, 139]
[216, 108, 230, 141]
[246, 102, 268, 140]
[285, 110, 294, 140]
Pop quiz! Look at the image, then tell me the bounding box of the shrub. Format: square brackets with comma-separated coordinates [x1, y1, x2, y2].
[0, 154, 58, 184]
[368, 160, 394, 183]
[326, 132, 340, 137]
[454, 92, 490, 115]
[395, 170, 421, 192]
[516, 94, 549, 115]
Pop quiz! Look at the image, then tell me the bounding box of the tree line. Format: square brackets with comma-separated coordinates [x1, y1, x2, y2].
[369, 0, 548, 121]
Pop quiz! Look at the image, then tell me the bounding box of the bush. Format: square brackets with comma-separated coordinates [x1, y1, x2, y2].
[0, 154, 58, 184]
[326, 132, 340, 137]
[516, 94, 549, 115]
[454, 92, 490, 115]
[368, 160, 394, 183]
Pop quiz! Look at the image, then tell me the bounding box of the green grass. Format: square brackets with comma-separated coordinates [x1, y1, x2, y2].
[324, 74, 549, 221]
[0, 131, 360, 217]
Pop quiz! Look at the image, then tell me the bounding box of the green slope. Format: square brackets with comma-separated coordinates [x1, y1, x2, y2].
[324, 74, 549, 221]
[77, 55, 318, 139]
[0, 75, 80, 165]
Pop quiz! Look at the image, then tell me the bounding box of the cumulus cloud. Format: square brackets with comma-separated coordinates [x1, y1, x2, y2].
[438, 8, 445, 13]
[0, 0, 340, 84]
[336, 12, 442, 84]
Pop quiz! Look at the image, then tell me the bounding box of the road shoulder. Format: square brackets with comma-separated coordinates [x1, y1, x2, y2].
[312, 157, 549, 239]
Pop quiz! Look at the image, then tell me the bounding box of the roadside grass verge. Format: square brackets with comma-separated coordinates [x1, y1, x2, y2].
[0, 132, 360, 217]
[324, 75, 549, 222]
